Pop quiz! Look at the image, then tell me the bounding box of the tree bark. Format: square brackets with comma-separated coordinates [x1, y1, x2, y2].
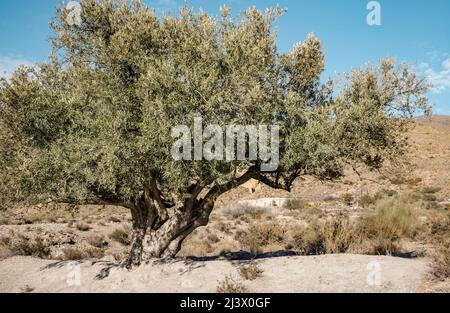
[124, 203, 210, 268]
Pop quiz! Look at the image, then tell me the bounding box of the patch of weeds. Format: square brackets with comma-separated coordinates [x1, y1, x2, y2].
[10, 235, 52, 259]
[341, 193, 354, 206]
[87, 234, 108, 248]
[284, 198, 308, 211]
[217, 275, 248, 293]
[238, 262, 263, 281]
[359, 194, 376, 208]
[109, 225, 132, 246]
[76, 222, 91, 232]
[62, 247, 105, 260]
[431, 239, 450, 281]
[235, 223, 286, 254]
[422, 186, 441, 194]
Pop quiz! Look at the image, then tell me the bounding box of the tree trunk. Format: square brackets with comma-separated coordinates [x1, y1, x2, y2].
[124, 202, 212, 268]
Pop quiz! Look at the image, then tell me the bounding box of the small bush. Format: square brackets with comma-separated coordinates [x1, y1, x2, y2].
[341, 193, 354, 206]
[291, 215, 356, 255]
[109, 216, 121, 223]
[422, 194, 437, 202]
[109, 225, 132, 246]
[322, 214, 356, 254]
[76, 222, 91, 232]
[227, 206, 266, 220]
[217, 275, 248, 293]
[10, 235, 52, 259]
[206, 233, 220, 244]
[87, 234, 108, 248]
[356, 214, 402, 255]
[359, 194, 376, 208]
[235, 223, 286, 253]
[62, 248, 85, 260]
[374, 193, 421, 238]
[0, 217, 10, 225]
[431, 239, 450, 281]
[238, 262, 263, 281]
[404, 177, 422, 188]
[62, 247, 105, 260]
[284, 198, 308, 211]
[422, 186, 441, 194]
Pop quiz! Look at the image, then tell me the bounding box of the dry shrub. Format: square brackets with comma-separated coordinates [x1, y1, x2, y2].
[238, 262, 263, 281]
[109, 225, 132, 246]
[359, 194, 376, 208]
[76, 222, 91, 232]
[291, 214, 355, 255]
[62, 247, 105, 260]
[322, 214, 357, 253]
[0, 217, 11, 225]
[87, 234, 108, 248]
[431, 239, 450, 281]
[10, 235, 52, 259]
[422, 186, 441, 194]
[290, 193, 421, 256]
[206, 233, 220, 244]
[290, 221, 326, 255]
[235, 223, 286, 253]
[284, 198, 308, 211]
[341, 193, 354, 206]
[373, 193, 421, 238]
[217, 275, 248, 293]
[215, 222, 231, 234]
[356, 214, 402, 255]
[226, 206, 267, 220]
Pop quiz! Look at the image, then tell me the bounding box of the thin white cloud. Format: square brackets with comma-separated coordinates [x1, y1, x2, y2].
[0, 55, 33, 79]
[416, 57, 450, 95]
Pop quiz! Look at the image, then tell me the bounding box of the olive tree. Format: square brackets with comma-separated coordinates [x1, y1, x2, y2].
[0, 0, 429, 267]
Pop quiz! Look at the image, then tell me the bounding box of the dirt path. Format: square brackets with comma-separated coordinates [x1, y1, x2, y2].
[0, 254, 429, 293]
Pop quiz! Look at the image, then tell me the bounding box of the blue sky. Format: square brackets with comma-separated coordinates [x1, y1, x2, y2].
[1, 0, 449, 114]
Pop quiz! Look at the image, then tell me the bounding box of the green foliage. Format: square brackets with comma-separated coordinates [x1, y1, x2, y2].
[0, 0, 430, 211]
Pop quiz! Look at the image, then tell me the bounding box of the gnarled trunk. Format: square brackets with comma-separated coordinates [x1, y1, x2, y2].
[124, 200, 213, 268]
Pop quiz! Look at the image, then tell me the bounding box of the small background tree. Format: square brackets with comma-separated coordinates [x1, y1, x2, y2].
[0, 0, 429, 267]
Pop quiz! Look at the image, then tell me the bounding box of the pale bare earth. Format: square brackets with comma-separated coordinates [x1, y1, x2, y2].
[0, 255, 429, 293]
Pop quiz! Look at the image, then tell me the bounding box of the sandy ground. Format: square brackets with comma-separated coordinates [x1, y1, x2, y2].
[0, 254, 429, 293]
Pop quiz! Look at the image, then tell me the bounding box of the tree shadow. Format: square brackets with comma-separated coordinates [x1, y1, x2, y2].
[185, 249, 298, 262]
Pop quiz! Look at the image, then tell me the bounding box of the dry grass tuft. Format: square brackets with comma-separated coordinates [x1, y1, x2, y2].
[431, 239, 450, 281]
[217, 275, 248, 293]
[235, 223, 286, 254]
[109, 225, 132, 246]
[238, 262, 263, 280]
